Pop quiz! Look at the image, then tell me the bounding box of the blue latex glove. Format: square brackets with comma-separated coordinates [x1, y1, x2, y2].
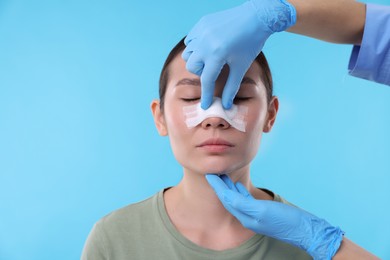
[205, 174, 345, 260]
[182, 0, 296, 110]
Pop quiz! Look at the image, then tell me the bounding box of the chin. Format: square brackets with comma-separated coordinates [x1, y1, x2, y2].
[197, 164, 238, 175]
[178, 156, 250, 175]
[180, 164, 231, 175]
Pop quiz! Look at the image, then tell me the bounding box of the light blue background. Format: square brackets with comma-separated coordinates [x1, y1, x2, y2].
[1, 0, 389, 259]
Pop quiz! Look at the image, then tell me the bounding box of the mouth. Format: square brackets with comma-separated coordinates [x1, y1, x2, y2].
[196, 138, 234, 152]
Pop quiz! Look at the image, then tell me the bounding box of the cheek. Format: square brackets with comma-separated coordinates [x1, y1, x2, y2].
[164, 103, 187, 132]
[245, 106, 267, 133]
[163, 88, 188, 131]
[239, 109, 265, 164]
[163, 102, 194, 154]
[163, 102, 195, 167]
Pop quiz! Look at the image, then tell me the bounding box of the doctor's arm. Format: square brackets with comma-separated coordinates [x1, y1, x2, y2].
[289, 0, 390, 85]
[334, 238, 379, 260]
[286, 0, 365, 44]
[184, 0, 389, 110]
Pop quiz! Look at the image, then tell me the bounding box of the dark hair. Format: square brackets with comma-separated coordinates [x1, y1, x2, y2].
[159, 37, 273, 111]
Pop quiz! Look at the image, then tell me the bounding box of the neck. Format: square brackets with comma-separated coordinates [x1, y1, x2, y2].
[165, 176, 227, 229]
[163, 167, 268, 250]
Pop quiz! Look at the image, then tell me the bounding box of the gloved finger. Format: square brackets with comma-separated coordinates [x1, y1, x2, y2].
[200, 60, 224, 109]
[221, 64, 248, 109]
[182, 40, 197, 61]
[229, 190, 263, 218]
[184, 34, 192, 46]
[181, 49, 192, 62]
[221, 198, 255, 226]
[183, 35, 193, 46]
[223, 189, 267, 220]
[185, 51, 204, 76]
[205, 174, 229, 195]
[185, 15, 207, 45]
[221, 189, 265, 229]
[185, 26, 199, 46]
[220, 174, 239, 192]
[205, 175, 240, 215]
[235, 182, 255, 199]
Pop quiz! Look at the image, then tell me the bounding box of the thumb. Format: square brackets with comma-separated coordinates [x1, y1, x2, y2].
[235, 182, 255, 199]
[205, 174, 229, 195]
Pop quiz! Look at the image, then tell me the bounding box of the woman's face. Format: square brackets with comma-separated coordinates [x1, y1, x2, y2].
[151, 54, 278, 175]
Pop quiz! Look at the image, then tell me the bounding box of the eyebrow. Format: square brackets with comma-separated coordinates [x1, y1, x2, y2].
[175, 78, 201, 87]
[174, 76, 257, 87]
[241, 77, 257, 86]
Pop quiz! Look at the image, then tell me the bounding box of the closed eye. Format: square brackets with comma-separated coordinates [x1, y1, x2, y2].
[233, 97, 252, 104]
[181, 97, 200, 102]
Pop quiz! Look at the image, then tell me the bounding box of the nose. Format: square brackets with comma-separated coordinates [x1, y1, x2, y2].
[201, 117, 230, 130]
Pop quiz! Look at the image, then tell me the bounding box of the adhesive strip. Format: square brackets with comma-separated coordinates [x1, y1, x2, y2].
[183, 97, 248, 132]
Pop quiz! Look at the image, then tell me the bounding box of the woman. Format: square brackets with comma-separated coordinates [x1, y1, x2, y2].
[81, 38, 378, 260]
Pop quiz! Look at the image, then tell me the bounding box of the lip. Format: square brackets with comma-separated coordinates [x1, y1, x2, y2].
[197, 138, 234, 147]
[196, 138, 234, 152]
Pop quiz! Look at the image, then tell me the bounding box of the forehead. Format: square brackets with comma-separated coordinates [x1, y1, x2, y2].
[167, 53, 264, 87]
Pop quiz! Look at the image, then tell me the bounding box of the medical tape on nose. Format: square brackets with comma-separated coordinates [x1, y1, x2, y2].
[182, 97, 248, 132]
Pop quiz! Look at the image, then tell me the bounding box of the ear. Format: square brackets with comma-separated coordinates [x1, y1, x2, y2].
[151, 100, 168, 136]
[263, 96, 279, 133]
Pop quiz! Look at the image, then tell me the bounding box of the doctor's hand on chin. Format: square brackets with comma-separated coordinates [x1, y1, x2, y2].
[205, 174, 379, 260]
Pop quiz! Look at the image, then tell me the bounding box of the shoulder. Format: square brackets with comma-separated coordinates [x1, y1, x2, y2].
[81, 191, 164, 259]
[103, 193, 156, 220]
[258, 187, 300, 208]
[95, 191, 160, 233]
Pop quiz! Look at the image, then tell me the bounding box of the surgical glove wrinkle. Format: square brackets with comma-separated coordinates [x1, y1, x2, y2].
[205, 174, 344, 260]
[183, 0, 296, 109]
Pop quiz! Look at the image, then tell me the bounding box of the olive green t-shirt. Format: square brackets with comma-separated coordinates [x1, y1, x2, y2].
[81, 189, 311, 260]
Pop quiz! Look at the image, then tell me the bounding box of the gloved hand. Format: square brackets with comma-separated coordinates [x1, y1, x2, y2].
[205, 174, 344, 260]
[182, 0, 296, 110]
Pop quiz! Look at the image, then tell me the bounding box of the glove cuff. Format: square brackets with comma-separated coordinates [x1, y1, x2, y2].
[308, 224, 345, 260]
[249, 0, 297, 32]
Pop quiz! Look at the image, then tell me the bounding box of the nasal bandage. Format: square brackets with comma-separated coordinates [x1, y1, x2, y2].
[183, 97, 248, 132]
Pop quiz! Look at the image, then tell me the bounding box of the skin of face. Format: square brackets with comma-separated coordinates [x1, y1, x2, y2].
[151, 54, 279, 177]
